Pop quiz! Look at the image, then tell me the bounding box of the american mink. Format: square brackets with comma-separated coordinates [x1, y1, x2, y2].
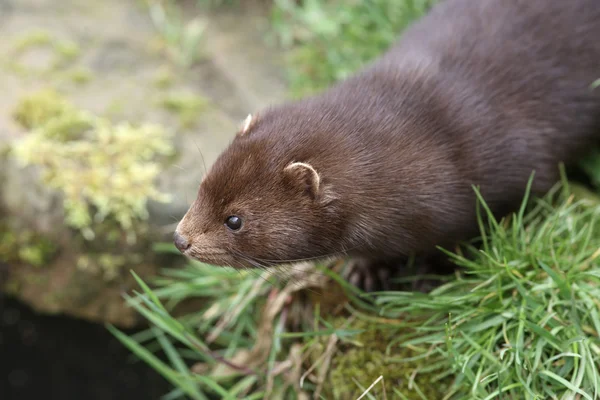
[173, 0, 600, 289]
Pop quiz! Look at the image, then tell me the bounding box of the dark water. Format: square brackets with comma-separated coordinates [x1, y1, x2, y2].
[0, 296, 171, 400]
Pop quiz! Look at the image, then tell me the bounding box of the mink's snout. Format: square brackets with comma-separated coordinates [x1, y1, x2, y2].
[173, 231, 191, 253]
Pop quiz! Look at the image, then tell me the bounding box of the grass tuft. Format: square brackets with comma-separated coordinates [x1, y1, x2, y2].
[146, 0, 206, 68]
[270, 0, 437, 97]
[370, 177, 600, 399]
[113, 173, 600, 399]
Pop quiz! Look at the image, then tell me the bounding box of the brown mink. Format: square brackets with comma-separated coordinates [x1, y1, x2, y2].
[173, 0, 600, 290]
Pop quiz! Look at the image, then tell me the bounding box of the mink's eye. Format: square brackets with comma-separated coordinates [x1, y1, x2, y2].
[225, 215, 242, 231]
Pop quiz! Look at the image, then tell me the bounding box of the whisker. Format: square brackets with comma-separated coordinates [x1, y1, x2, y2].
[245, 244, 359, 265]
[159, 222, 179, 234]
[274, 271, 323, 294]
[230, 250, 329, 293]
[191, 138, 208, 176]
[168, 213, 184, 225]
[239, 255, 317, 290]
[229, 251, 281, 287]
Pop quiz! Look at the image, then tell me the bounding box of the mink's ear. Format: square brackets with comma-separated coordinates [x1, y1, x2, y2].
[283, 161, 321, 199]
[237, 113, 258, 137]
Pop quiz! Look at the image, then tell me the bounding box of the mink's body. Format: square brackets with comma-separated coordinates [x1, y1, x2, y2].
[174, 0, 600, 287]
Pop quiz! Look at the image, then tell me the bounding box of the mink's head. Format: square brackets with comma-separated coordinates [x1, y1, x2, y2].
[173, 113, 345, 269]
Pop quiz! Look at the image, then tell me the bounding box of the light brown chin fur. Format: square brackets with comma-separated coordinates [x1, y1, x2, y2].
[185, 251, 249, 269]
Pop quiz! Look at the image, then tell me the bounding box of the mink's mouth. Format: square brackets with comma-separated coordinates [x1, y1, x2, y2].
[184, 249, 253, 269]
[177, 240, 281, 270]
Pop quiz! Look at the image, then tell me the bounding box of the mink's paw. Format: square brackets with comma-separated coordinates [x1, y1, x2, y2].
[340, 254, 456, 293]
[341, 258, 392, 292]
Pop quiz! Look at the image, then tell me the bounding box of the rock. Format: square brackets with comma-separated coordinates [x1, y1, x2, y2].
[0, 0, 288, 327]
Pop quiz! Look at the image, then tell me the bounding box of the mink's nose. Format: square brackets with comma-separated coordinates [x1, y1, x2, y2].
[173, 231, 191, 252]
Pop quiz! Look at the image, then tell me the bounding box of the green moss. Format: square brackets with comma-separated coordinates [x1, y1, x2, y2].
[18, 245, 56, 268]
[12, 89, 74, 130]
[0, 223, 58, 268]
[12, 89, 94, 143]
[104, 98, 127, 118]
[0, 143, 11, 159]
[23, 274, 49, 285]
[11, 89, 174, 242]
[153, 66, 175, 89]
[8, 31, 82, 77]
[42, 113, 95, 141]
[53, 40, 80, 65]
[68, 67, 94, 85]
[77, 252, 144, 281]
[3, 278, 21, 295]
[1, 61, 30, 77]
[312, 318, 450, 399]
[158, 91, 208, 129]
[12, 31, 53, 54]
[42, 293, 62, 310]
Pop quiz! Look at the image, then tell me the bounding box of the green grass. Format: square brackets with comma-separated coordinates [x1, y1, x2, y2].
[269, 0, 437, 97]
[109, 262, 269, 399]
[157, 91, 209, 129]
[146, 0, 206, 68]
[149, 0, 436, 96]
[111, 172, 600, 399]
[370, 175, 600, 399]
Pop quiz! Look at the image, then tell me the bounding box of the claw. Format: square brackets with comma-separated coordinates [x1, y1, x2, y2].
[342, 258, 391, 292]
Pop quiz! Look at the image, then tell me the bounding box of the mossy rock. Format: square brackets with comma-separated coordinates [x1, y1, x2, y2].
[6, 31, 82, 77]
[0, 89, 178, 327]
[158, 91, 209, 129]
[11, 89, 174, 240]
[0, 0, 288, 328]
[0, 222, 58, 268]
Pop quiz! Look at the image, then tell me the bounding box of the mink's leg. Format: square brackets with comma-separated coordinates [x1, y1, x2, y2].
[341, 253, 457, 293]
[341, 257, 394, 292]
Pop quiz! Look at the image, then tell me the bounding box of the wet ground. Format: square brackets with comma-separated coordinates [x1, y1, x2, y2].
[0, 296, 170, 400]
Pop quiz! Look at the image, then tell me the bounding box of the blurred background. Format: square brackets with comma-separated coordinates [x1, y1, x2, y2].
[3, 1, 600, 400]
[0, 1, 433, 399]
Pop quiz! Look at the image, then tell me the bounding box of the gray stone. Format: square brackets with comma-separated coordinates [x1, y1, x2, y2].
[0, 0, 288, 326]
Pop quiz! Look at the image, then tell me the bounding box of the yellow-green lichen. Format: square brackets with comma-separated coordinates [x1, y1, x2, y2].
[77, 253, 143, 281]
[153, 66, 175, 89]
[3, 278, 21, 295]
[309, 318, 451, 399]
[7, 31, 82, 76]
[0, 223, 58, 268]
[12, 31, 53, 53]
[12, 89, 75, 130]
[2, 60, 33, 78]
[104, 97, 127, 118]
[68, 67, 94, 85]
[158, 91, 208, 129]
[1, 143, 12, 159]
[53, 40, 81, 67]
[11, 89, 174, 242]
[23, 274, 49, 285]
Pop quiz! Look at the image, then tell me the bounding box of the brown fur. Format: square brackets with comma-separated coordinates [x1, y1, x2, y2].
[174, 0, 600, 276]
